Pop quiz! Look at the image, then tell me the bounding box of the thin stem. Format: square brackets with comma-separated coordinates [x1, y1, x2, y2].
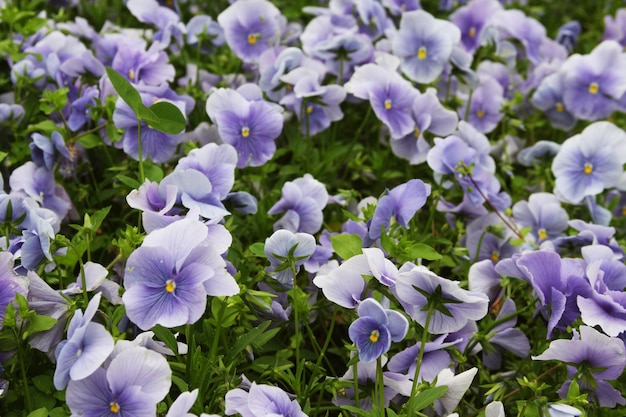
[409, 307, 434, 417]
[13, 327, 31, 412]
[376, 356, 385, 414]
[464, 89, 474, 122]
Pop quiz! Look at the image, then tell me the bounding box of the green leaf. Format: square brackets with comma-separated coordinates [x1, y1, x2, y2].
[26, 120, 58, 134]
[105, 67, 145, 115]
[330, 233, 362, 260]
[171, 375, 189, 393]
[148, 101, 186, 134]
[115, 174, 141, 189]
[152, 325, 179, 357]
[143, 162, 164, 182]
[249, 242, 266, 258]
[408, 243, 442, 261]
[24, 315, 58, 339]
[409, 386, 448, 412]
[26, 408, 47, 417]
[32, 375, 54, 394]
[339, 405, 371, 417]
[78, 133, 102, 149]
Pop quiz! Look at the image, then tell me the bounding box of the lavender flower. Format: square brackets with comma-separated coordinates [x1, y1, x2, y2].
[268, 174, 328, 234]
[264, 229, 316, 287]
[392, 10, 461, 84]
[205, 86, 284, 168]
[512, 192, 569, 243]
[66, 346, 172, 416]
[533, 326, 626, 407]
[312, 255, 370, 309]
[552, 121, 626, 203]
[561, 41, 626, 121]
[459, 74, 504, 134]
[368, 179, 431, 240]
[217, 0, 285, 62]
[123, 218, 238, 330]
[394, 265, 489, 334]
[450, 0, 502, 53]
[531, 71, 577, 131]
[54, 293, 115, 390]
[348, 298, 408, 363]
[225, 382, 307, 417]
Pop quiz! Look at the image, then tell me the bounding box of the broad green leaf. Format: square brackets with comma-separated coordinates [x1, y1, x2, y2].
[249, 242, 266, 258]
[144, 162, 164, 182]
[115, 174, 141, 189]
[105, 66, 145, 115]
[152, 325, 179, 356]
[148, 101, 186, 134]
[409, 386, 448, 412]
[26, 408, 47, 417]
[408, 243, 442, 261]
[24, 315, 57, 339]
[330, 233, 362, 260]
[78, 133, 102, 149]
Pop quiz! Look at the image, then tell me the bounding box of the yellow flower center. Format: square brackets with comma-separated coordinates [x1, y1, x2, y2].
[476, 109, 485, 119]
[490, 251, 500, 262]
[384, 99, 392, 110]
[165, 280, 176, 293]
[584, 162, 593, 175]
[369, 329, 380, 343]
[241, 127, 250, 137]
[247, 34, 259, 45]
[128, 69, 135, 80]
[555, 102, 564, 112]
[110, 402, 120, 413]
[588, 82, 599, 94]
[414, 128, 421, 137]
[538, 228, 548, 241]
[469, 27, 476, 38]
[306, 105, 314, 114]
[622, 207, 626, 216]
[417, 46, 427, 60]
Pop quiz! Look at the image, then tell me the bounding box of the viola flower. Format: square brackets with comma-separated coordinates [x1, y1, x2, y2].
[488, 9, 548, 65]
[533, 326, 626, 407]
[531, 71, 577, 131]
[459, 74, 504, 134]
[368, 179, 431, 240]
[512, 192, 569, 243]
[54, 293, 115, 390]
[268, 174, 328, 234]
[387, 335, 459, 382]
[480, 299, 530, 369]
[348, 298, 408, 363]
[345, 63, 418, 139]
[66, 346, 172, 417]
[392, 10, 461, 84]
[561, 41, 626, 121]
[187, 15, 224, 49]
[127, 0, 186, 48]
[450, 0, 502, 53]
[123, 218, 238, 330]
[312, 254, 370, 309]
[217, 0, 285, 62]
[110, 41, 175, 85]
[264, 229, 316, 287]
[205, 86, 283, 168]
[434, 368, 478, 416]
[394, 265, 489, 334]
[390, 88, 458, 164]
[225, 382, 307, 417]
[382, 0, 420, 16]
[556, 21, 581, 52]
[552, 121, 626, 203]
[30, 131, 72, 171]
[603, 9, 626, 47]
[0, 253, 27, 330]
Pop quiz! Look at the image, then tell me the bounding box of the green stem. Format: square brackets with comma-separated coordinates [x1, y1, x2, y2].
[291, 264, 302, 394]
[210, 299, 227, 359]
[13, 327, 31, 412]
[409, 306, 434, 417]
[338, 106, 372, 174]
[136, 117, 145, 183]
[463, 89, 474, 122]
[376, 356, 385, 415]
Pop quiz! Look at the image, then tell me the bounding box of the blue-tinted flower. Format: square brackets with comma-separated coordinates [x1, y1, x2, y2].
[392, 10, 461, 84]
[217, 0, 285, 62]
[387, 335, 459, 382]
[345, 63, 418, 139]
[481, 298, 530, 369]
[395, 265, 488, 334]
[111, 41, 174, 85]
[531, 71, 577, 131]
[268, 174, 328, 234]
[603, 9, 626, 47]
[186, 15, 224, 48]
[127, 0, 185, 48]
[123, 218, 238, 330]
[450, 0, 502, 53]
[30, 131, 72, 171]
[548, 404, 582, 417]
[552, 121, 626, 203]
[66, 346, 172, 417]
[556, 21, 581, 52]
[348, 298, 408, 363]
[313, 255, 370, 309]
[0, 253, 27, 330]
[226, 382, 306, 417]
[54, 293, 114, 390]
[561, 41, 626, 121]
[533, 326, 626, 407]
[489, 9, 548, 65]
[264, 229, 316, 287]
[460, 74, 504, 134]
[382, 0, 420, 16]
[512, 192, 569, 242]
[368, 179, 431, 240]
[206, 86, 283, 168]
